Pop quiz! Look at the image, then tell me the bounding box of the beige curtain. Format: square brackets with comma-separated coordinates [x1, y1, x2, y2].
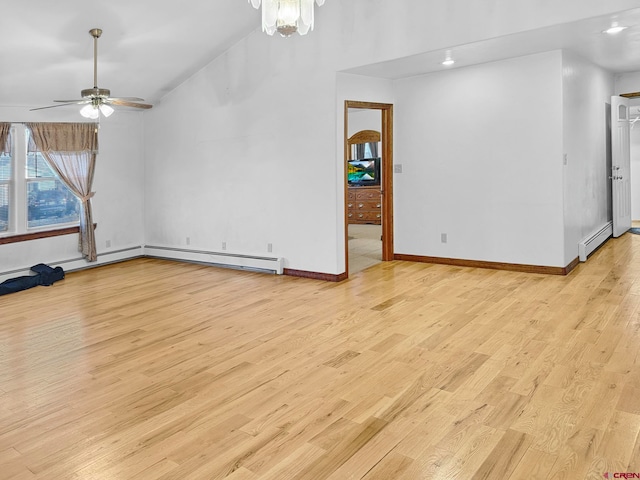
[0, 123, 10, 154]
[27, 123, 99, 262]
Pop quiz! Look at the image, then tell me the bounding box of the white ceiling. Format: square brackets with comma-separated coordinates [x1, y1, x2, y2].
[344, 8, 640, 84]
[2, 3, 640, 111]
[0, 1, 260, 108]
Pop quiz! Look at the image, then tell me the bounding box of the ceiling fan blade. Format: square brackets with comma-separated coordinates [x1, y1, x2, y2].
[30, 102, 86, 111]
[108, 97, 146, 102]
[53, 99, 88, 103]
[108, 99, 153, 109]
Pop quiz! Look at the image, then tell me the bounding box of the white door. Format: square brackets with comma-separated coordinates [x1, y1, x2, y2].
[612, 95, 631, 237]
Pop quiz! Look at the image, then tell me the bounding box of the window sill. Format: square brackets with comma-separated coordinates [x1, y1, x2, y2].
[0, 224, 96, 245]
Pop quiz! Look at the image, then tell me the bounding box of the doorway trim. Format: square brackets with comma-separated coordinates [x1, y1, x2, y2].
[344, 100, 394, 276]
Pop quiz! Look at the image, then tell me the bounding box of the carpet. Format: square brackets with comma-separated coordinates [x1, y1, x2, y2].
[630, 228, 640, 235]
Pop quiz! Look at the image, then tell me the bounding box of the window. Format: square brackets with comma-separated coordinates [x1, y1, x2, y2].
[26, 151, 80, 229]
[0, 150, 9, 232]
[0, 124, 80, 236]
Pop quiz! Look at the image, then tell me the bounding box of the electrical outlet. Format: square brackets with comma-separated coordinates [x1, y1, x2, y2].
[267, 243, 273, 253]
[441, 233, 447, 243]
[106, 239, 111, 248]
[222, 242, 227, 250]
[186, 237, 190, 245]
[394, 164, 403, 173]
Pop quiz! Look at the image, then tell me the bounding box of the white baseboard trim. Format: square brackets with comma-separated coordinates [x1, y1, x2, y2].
[0, 245, 285, 284]
[0, 246, 143, 283]
[144, 245, 284, 274]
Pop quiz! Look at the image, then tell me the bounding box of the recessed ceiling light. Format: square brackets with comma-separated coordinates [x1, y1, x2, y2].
[442, 58, 455, 66]
[603, 23, 628, 35]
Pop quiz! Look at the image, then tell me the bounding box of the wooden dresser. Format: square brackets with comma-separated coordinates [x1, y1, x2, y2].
[347, 186, 382, 225]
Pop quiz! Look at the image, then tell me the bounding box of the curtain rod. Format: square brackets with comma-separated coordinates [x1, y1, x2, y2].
[6, 122, 98, 125]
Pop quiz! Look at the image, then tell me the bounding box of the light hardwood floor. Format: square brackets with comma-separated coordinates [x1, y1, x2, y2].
[1, 234, 640, 479]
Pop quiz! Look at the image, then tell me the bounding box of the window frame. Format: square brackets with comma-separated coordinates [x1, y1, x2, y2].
[0, 124, 81, 240]
[0, 151, 10, 234]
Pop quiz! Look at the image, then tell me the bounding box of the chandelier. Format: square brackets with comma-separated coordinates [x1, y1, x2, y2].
[249, 0, 326, 37]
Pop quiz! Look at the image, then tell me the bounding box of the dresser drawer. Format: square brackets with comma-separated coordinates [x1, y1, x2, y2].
[355, 189, 381, 201]
[352, 211, 382, 223]
[355, 200, 381, 210]
[347, 187, 382, 225]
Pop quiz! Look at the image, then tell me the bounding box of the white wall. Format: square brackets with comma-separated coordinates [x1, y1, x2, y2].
[144, 33, 340, 273]
[614, 71, 640, 96]
[393, 51, 565, 266]
[562, 51, 614, 263]
[0, 107, 145, 279]
[3, 0, 634, 277]
[144, 0, 634, 275]
[348, 109, 382, 139]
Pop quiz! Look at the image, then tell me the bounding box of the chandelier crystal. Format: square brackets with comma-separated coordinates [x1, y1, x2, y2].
[249, 0, 325, 37]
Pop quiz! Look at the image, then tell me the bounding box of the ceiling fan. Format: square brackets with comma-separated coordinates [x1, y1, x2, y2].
[31, 28, 152, 118]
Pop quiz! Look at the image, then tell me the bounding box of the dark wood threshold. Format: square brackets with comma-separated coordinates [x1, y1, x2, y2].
[0, 224, 96, 245]
[284, 268, 348, 282]
[394, 253, 580, 276]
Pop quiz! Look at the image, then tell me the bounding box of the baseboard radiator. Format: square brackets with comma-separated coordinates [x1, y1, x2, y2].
[144, 245, 284, 274]
[578, 221, 612, 262]
[0, 246, 144, 283]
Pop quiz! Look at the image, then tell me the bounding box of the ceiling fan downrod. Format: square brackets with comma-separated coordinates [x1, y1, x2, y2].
[81, 28, 110, 98]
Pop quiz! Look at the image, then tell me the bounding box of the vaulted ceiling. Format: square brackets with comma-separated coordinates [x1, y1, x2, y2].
[0, 1, 260, 108]
[2, 2, 640, 111]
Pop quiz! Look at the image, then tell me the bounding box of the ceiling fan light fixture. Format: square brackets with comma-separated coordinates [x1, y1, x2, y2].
[80, 104, 99, 119]
[99, 104, 114, 117]
[249, 0, 325, 37]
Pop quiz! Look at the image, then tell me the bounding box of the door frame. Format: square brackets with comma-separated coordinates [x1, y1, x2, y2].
[344, 100, 394, 276]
